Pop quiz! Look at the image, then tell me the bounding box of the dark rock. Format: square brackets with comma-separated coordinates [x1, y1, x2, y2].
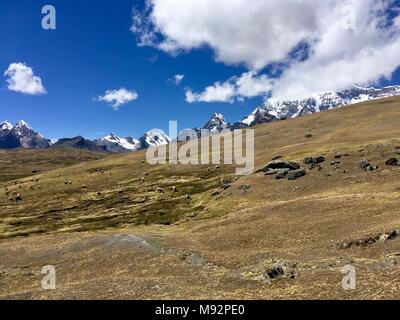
[331, 160, 341, 166]
[287, 169, 306, 180]
[385, 158, 399, 166]
[334, 153, 342, 159]
[239, 184, 251, 191]
[211, 190, 220, 197]
[272, 156, 283, 161]
[305, 134, 313, 139]
[304, 156, 325, 165]
[265, 160, 300, 171]
[276, 169, 290, 179]
[359, 160, 374, 171]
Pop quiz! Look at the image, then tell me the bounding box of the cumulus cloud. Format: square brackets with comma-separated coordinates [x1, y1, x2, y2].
[186, 81, 235, 103]
[97, 88, 138, 110]
[186, 72, 272, 103]
[172, 74, 184, 85]
[132, 0, 400, 101]
[4, 62, 46, 95]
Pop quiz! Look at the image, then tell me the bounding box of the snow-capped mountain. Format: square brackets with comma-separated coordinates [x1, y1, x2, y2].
[0, 121, 21, 149]
[0, 121, 13, 131]
[203, 113, 231, 133]
[139, 129, 171, 149]
[236, 85, 400, 127]
[95, 134, 140, 153]
[0, 120, 50, 149]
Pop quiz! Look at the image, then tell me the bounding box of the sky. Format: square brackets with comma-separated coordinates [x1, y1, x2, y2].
[1, 0, 400, 140]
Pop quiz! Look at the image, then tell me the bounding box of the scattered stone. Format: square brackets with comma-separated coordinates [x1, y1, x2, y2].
[156, 188, 165, 194]
[385, 158, 399, 166]
[334, 153, 342, 159]
[292, 186, 300, 192]
[214, 165, 221, 171]
[239, 184, 251, 192]
[221, 184, 231, 190]
[305, 134, 313, 139]
[171, 186, 178, 193]
[287, 169, 306, 181]
[304, 156, 325, 165]
[210, 190, 220, 197]
[359, 160, 374, 171]
[339, 229, 400, 249]
[264, 262, 298, 281]
[331, 160, 341, 166]
[81, 185, 88, 190]
[96, 192, 102, 197]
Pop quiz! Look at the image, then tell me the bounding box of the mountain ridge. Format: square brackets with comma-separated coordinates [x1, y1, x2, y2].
[2, 85, 400, 152]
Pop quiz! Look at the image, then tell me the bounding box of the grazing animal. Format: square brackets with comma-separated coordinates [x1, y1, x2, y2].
[184, 194, 192, 204]
[172, 186, 177, 193]
[156, 188, 165, 194]
[81, 185, 88, 190]
[8, 196, 14, 202]
[15, 194, 23, 202]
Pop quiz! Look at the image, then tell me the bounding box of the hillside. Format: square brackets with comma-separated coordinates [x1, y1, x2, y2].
[1, 97, 400, 299]
[0, 148, 106, 182]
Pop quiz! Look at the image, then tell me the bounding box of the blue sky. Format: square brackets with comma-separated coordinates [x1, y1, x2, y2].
[1, 0, 400, 140]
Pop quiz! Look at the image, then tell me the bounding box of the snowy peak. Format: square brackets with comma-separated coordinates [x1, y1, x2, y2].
[0, 121, 13, 131]
[96, 133, 140, 152]
[139, 129, 171, 149]
[203, 113, 231, 133]
[0, 120, 50, 149]
[238, 85, 400, 127]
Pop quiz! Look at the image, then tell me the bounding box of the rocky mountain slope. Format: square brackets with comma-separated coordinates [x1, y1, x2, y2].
[51, 136, 105, 152]
[0, 120, 50, 149]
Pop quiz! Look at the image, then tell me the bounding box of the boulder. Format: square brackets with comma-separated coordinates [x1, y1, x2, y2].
[359, 160, 374, 171]
[276, 169, 290, 180]
[304, 156, 325, 165]
[385, 158, 399, 166]
[287, 169, 306, 180]
[264, 160, 300, 171]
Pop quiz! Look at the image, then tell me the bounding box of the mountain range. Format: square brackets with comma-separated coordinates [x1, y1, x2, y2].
[2, 85, 400, 153]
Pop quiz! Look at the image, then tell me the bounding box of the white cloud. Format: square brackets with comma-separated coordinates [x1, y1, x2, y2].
[133, 0, 400, 101]
[172, 74, 184, 85]
[186, 72, 272, 103]
[97, 88, 138, 110]
[4, 62, 46, 95]
[186, 82, 235, 103]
